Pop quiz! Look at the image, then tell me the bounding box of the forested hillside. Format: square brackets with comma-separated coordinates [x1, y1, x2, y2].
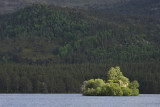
[0, 4, 160, 64]
[0, 4, 160, 93]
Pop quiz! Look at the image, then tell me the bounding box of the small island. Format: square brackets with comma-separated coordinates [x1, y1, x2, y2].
[82, 66, 139, 96]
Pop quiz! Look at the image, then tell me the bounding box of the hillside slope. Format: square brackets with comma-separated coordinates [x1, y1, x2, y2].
[0, 0, 160, 18]
[107, 0, 160, 17]
[0, 0, 122, 14]
[0, 4, 160, 64]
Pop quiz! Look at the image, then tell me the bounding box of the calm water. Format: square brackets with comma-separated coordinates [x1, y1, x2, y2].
[0, 94, 160, 107]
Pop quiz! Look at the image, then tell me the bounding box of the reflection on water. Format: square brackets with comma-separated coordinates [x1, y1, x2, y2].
[0, 94, 160, 107]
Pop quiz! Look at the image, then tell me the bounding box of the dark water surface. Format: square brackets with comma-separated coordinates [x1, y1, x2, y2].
[0, 94, 160, 107]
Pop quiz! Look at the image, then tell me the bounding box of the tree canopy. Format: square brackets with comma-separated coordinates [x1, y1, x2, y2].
[0, 4, 159, 94]
[0, 4, 160, 64]
[82, 66, 139, 96]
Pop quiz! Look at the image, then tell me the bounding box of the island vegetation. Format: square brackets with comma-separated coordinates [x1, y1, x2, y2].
[82, 66, 139, 96]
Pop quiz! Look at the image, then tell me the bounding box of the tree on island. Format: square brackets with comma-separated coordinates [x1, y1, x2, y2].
[82, 66, 139, 96]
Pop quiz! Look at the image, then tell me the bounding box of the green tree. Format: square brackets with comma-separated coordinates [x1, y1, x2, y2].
[121, 87, 132, 96]
[109, 83, 123, 96]
[131, 89, 139, 96]
[129, 80, 140, 89]
[19, 77, 32, 93]
[107, 66, 129, 85]
[82, 66, 140, 96]
[82, 79, 105, 90]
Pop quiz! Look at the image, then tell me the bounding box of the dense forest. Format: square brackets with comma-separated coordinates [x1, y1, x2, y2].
[0, 4, 160, 93]
[0, 63, 160, 93]
[0, 4, 159, 64]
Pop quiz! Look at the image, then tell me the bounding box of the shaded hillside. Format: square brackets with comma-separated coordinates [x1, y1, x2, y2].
[0, 4, 160, 64]
[0, 0, 46, 14]
[0, 0, 160, 18]
[107, 0, 160, 17]
[0, 0, 122, 14]
[45, 0, 123, 9]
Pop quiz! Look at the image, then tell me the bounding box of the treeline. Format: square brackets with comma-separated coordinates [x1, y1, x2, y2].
[0, 62, 160, 93]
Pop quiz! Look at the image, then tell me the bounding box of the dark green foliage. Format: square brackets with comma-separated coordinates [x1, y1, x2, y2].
[0, 4, 160, 64]
[0, 63, 159, 93]
[19, 76, 32, 93]
[131, 89, 139, 96]
[0, 4, 88, 41]
[121, 87, 132, 96]
[0, 4, 160, 94]
[129, 80, 140, 89]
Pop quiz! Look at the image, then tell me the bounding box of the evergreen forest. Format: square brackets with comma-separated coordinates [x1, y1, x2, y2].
[0, 4, 160, 93]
